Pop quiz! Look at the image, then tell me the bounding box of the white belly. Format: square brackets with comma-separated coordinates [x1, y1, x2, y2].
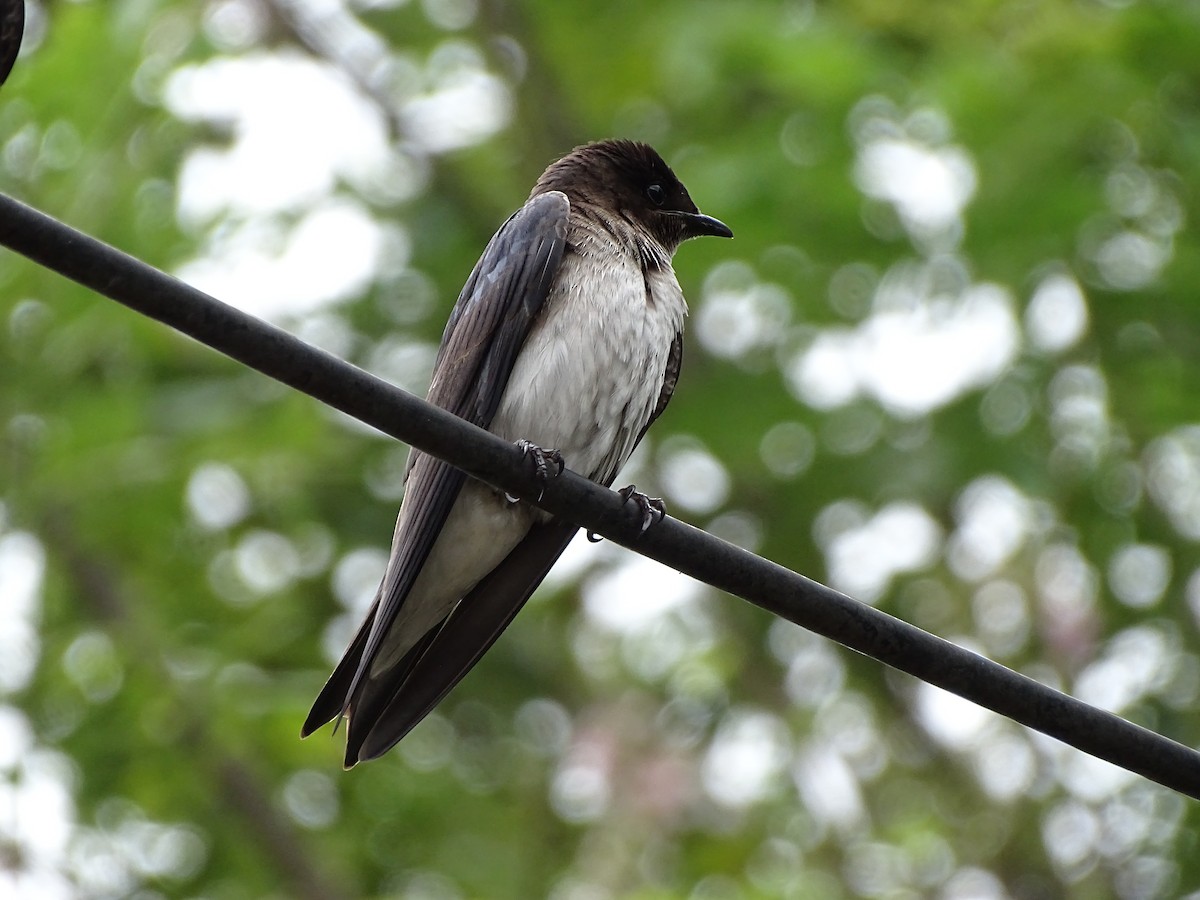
[490, 246, 686, 486]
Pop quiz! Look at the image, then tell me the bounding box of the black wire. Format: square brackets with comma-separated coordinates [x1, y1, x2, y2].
[3, 190, 1199, 800]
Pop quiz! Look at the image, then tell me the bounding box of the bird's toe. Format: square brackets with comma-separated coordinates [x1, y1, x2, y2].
[617, 485, 667, 534]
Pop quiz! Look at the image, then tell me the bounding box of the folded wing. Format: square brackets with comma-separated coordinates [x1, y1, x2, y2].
[303, 192, 571, 764]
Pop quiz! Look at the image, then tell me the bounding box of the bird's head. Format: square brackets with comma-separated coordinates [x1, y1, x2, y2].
[532, 139, 733, 253]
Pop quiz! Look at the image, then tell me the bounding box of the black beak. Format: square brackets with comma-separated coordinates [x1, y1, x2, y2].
[672, 211, 734, 239]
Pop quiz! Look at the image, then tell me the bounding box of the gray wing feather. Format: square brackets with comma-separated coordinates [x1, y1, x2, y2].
[303, 192, 569, 748]
[635, 329, 683, 448]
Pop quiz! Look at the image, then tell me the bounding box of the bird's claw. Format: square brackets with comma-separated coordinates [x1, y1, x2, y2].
[517, 440, 565, 500]
[517, 440, 565, 480]
[618, 485, 667, 535]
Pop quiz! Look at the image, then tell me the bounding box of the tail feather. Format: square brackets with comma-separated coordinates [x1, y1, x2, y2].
[301, 607, 375, 738]
[355, 521, 577, 762]
[342, 624, 442, 767]
[303, 522, 578, 766]
[353, 522, 577, 764]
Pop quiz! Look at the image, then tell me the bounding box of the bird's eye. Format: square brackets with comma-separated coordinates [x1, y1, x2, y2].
[646, 184, 666, 207]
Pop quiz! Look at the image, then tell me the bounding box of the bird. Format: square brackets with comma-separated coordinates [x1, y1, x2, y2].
[302, 139, 732, 767]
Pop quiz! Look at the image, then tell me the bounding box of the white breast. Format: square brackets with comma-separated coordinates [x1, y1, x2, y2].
[490, 223, 686, 486]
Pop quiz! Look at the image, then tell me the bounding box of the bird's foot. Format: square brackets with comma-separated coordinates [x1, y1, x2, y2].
[517, 440, 565, 501]
[618, 485, 667, 535]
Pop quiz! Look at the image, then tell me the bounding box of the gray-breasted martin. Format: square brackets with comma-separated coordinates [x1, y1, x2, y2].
[303, 139, 732, 766]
